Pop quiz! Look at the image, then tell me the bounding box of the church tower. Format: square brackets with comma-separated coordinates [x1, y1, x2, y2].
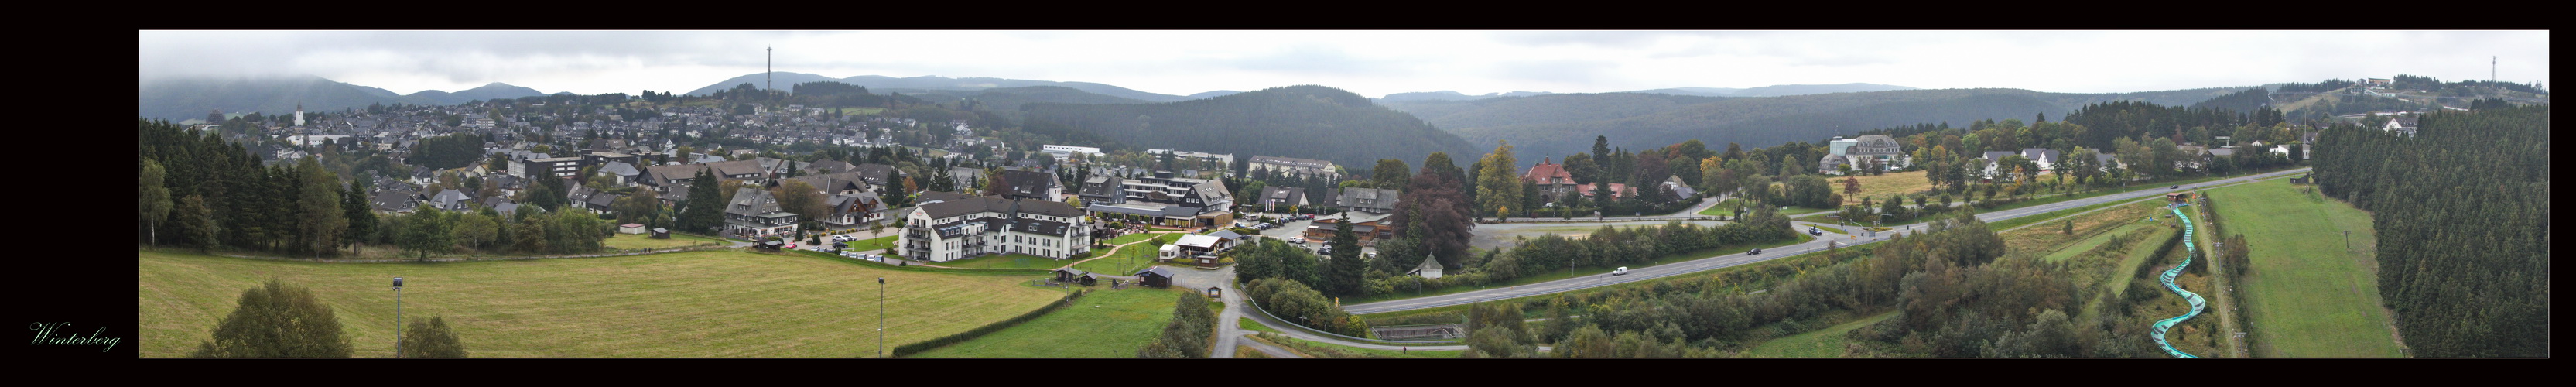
[294, 102, 306, 126]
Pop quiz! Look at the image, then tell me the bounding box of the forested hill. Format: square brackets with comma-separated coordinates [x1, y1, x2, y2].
[1397, 87, 2248, 159]
[881, 86, 1155, 121]
[1018, 85, 1480, 170]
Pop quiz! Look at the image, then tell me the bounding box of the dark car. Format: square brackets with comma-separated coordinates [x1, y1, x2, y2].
[1808, 228, 1824, 236]
[1747, 248, 1763, 255]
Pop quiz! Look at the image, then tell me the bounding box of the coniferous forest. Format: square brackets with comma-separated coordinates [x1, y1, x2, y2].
[2313, 104, 2550, 357]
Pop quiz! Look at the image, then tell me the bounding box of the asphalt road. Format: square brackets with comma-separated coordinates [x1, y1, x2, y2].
[1341, 168, 2311, 315]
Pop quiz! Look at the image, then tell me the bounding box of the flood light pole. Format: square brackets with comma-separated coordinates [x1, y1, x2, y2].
[877, 277, 885, 358]
[392, 276, 404, 358]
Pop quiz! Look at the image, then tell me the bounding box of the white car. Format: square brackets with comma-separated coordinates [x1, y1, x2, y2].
[1612, 267, 1630, 276]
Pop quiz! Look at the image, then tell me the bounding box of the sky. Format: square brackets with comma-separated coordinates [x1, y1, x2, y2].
[138, 30, 2550, 98]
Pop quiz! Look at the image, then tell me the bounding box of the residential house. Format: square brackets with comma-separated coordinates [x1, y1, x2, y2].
[722, 187, 799, 239]
[1258, 186, 1308, 213]
[597, 161, 641, 187]
[1524, 157, 1578, 205]
[1574, 183, 1630, 200]
[996, 169, 1063, 202]
[2383, 116, 2420, 137]
[371, 190, 419, 213]
[426, 189, 475, 212]
[898, 196, 1093, 262]
[821, 192, 885, 227]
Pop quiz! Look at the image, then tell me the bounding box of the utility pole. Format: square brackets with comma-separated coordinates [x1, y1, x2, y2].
[877, 277, 886, 358]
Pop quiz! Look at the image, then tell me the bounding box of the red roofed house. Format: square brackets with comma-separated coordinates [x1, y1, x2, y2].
[1524, 157, 1578, 206]
[1575, 183, 1630, 200]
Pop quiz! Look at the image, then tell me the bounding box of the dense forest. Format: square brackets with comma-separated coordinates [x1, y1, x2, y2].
[1406, 87, 2246, 161]
[1018, 85, 1480, 170]
[2312, 104, 2550, 357]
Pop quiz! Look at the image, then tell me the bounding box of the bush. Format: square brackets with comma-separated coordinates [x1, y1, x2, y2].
[192, 279, 352, 358]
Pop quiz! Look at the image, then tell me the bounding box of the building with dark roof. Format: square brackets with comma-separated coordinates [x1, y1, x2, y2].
[1247, 156, 1339, 180]
[899, 195, 1094, 262]
[1258, 186, 1308, 213]
[1335, 187, 1401, 214]
[996, 169, 1062, 202]
[723, 187, 799, 239]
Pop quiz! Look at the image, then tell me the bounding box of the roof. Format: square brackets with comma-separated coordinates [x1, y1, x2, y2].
[1524, 157, 1574, 184]
[1175, 234, 1223, 248]
[704, 159, 766, 177]
[726, 187, 781, 216]
[915, 195, 1086, 220]
[599, 161, 641, 176]
[1080, 176, 1124, 197]
[1417, 255, 1444, 271]
[1262, 186, 1306, 204]
[998, 170, 1059, 197]
[1249, 156, 1333, 168]
[1852, 135, 1903, 151]
[2019, 148, 2061, 164]
[1138, 266, 1176, 278]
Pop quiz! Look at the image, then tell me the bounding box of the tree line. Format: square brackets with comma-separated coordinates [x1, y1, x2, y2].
[2312, 104, 2549, 357]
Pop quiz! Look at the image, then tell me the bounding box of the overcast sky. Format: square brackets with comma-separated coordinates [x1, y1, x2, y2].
[138, 30, 2550, 98]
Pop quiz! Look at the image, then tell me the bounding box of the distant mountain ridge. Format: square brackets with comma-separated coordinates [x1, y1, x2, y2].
[1390, 87, 2249, 159]
[683, 73, 1195, 102]
[138, 76, 560, 121]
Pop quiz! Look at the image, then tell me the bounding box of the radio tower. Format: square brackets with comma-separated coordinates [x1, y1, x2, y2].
[2491, 56, 2496, 83]
[767, 46, 773, 93]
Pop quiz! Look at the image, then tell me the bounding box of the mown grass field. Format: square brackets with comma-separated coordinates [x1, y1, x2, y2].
[1071, 245, 1163, 276]
[139, 248, 1062, 358]
[2205, 180, 2401, 358]
[1745, 312, 1895, 358]
[2000, 200, 2165, 258]
[912, 287, 1181, 358]
[602, 233, 724, 250]
[1836, 170, 1934, 206]
[835, 235, 896, 253]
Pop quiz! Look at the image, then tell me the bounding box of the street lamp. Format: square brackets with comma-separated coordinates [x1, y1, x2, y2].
[876, 277, 886, 358]
[392, 276, 404, 358]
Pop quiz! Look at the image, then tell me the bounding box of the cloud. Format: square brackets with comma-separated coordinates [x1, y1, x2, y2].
[1490, 60, 1622, 87]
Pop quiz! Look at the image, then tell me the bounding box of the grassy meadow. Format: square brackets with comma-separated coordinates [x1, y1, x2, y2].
[139, 248, 1064, 358]
[2205, 180, 2402, 358]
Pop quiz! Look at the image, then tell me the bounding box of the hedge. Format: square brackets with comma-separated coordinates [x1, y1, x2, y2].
[888, 289, 1086, 357]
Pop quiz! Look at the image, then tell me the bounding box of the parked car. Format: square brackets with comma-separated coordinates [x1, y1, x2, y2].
[1612, 267, 1630, 276]
[1300, 214, 1315, 220]
[1291, 238, 1305, 245]
[1747, 248, 1763, 255]
[1808, 228, 1824, 236]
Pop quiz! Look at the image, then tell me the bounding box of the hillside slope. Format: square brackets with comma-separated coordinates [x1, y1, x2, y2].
[1019, 85, 1480, 169]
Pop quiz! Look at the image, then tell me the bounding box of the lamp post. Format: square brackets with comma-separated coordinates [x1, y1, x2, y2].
[876, 277, 885, 358]
[392, 276, 404, 358]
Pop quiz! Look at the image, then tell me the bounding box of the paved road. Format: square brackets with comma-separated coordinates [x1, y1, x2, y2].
[1342, 168, 2311, 314]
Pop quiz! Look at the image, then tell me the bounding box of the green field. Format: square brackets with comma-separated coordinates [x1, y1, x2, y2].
[2205, 180, 2402, 358]
[836, 107, 886, 116]
[1071, 247, 1163, 276]
[2044, 223, 2149, 262]
[1105, 231, 1183, 246]
[1745, 312, 1895, 358]
[912, 287, 1182, 358]
[139, 249, 1063, 358]
[603, 233, 724, 250]
[1239, 317, 1279, 334]
[833, 235, 896, 253]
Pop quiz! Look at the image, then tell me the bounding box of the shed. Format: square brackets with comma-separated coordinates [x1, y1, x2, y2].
[1052, 268, 1097, 286]
[757, 240, 785, 251]
[1408, 255, 1445, 279]
[1205, 286, 1223, 298]
[620, 224, 646, 235]
[1137, 266, 1176, 288]
[651, 228, 670, 239]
